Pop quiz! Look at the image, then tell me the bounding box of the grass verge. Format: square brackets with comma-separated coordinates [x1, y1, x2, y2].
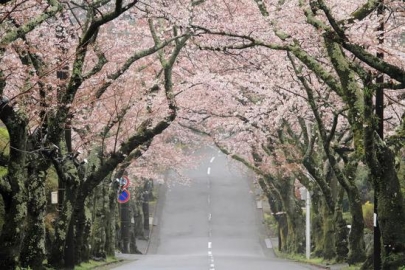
[74, 257, 121, 270]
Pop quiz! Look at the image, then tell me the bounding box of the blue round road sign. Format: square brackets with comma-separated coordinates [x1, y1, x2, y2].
[117, 189, 130, 203]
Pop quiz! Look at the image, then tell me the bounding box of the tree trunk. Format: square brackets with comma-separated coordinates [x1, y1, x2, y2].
[321, 202, 336, 260]
[20, 168, 47, 270]
[89, 184, 108, 260]
[64, 215, 76, 269]
[73, 196, 92, 264]
[334, 189, 349, 262]
[374, 142, 405, 269]
[311, 190, 325, 257]
[48, 180, 79, 268]
[346, 185, 366, 264]
[105, 184, 118, 257]
[0, 176, 27, 270]
[281, 178, 305, 254]
[0, 106, 28, 270]
[120, 202, 131, 253]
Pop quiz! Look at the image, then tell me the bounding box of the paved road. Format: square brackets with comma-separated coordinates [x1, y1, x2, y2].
[113, 146, 317, 270]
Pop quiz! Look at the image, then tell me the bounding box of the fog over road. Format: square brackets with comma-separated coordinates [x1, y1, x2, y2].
[113, 146, 317, 270]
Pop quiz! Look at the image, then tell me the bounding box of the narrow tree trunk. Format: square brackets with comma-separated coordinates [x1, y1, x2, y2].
[120, 202, 131, 253]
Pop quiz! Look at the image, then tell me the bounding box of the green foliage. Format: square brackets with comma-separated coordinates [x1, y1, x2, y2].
[263, 213, 278, 234]
[362, 201, 374, 231]
[342, 211, 352, 224]
[45, 167, 58, 196]
[74, 256, 121, 269]
[342, 264, 362, 270]
[0, 126, 10, 156]
[355, 165, 373, 203]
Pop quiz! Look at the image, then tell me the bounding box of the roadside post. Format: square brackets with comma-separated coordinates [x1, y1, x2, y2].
[300, 186, 311, 260]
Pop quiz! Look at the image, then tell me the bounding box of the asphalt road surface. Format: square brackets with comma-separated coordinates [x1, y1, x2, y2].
[113, 146, 318, 270]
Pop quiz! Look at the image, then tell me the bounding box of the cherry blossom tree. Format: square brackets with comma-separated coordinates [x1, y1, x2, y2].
[0, 0, 194, 268]
[180, 0, 405, 267]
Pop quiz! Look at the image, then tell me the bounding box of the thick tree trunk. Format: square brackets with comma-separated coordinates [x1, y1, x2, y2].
[311, 191, 325, 257]
[334, 189, 349, 262]
[105, 185, 118, 257]
[20, 168, 47, 270]
[48, 181, 79, 268]
[74, 197, 92, 264]
[89, 183, 108, 260]
[374, 143, 405, 269]
[321, 203, 336, 260]
[64, 215, 76, 269]
[280, 178, 305, 254]
[0, 178, 27, 270]
[346, 185, 366, 264]
[0, 105, 28, 270]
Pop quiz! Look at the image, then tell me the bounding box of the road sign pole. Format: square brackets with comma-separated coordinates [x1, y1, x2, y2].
[306, 189, 311, 260]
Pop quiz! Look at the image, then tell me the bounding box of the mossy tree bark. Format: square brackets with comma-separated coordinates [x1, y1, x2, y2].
[281, 177, 305, 254]
[20, 165, 48, 270]
[289, 48, 366, 263]
[0, 102, 28, 270]
[334, 188, 349, 262]
[48, 156, 80, 269]
[363, 82, 405, 268]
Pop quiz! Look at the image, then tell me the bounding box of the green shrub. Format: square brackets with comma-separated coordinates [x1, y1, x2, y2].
[0, 127, 9, 155]
[362, 201, 374, 231]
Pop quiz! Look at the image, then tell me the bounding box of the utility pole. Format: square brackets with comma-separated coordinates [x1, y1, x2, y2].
[305, 188, 311, 260]
[374, 1, 384, 269]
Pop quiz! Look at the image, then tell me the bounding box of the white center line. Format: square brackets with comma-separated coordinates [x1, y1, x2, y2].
[207, 167, 211, 175]
[208, 242, 212, 249]
[210, 157, 215, 163]
[208, 213, 212, 221]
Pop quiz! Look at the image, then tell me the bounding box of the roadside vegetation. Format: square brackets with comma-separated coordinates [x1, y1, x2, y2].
[2, 0, 405, 269]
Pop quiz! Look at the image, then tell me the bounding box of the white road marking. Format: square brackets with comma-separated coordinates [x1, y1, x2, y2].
[265, 238, 273, 249]
[210, 157, 215, 163]
[207, 167, 211, 175]
[208, 213, 212, 221]
[208, 251, 212, 256]
[208, 242, 212, 249]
